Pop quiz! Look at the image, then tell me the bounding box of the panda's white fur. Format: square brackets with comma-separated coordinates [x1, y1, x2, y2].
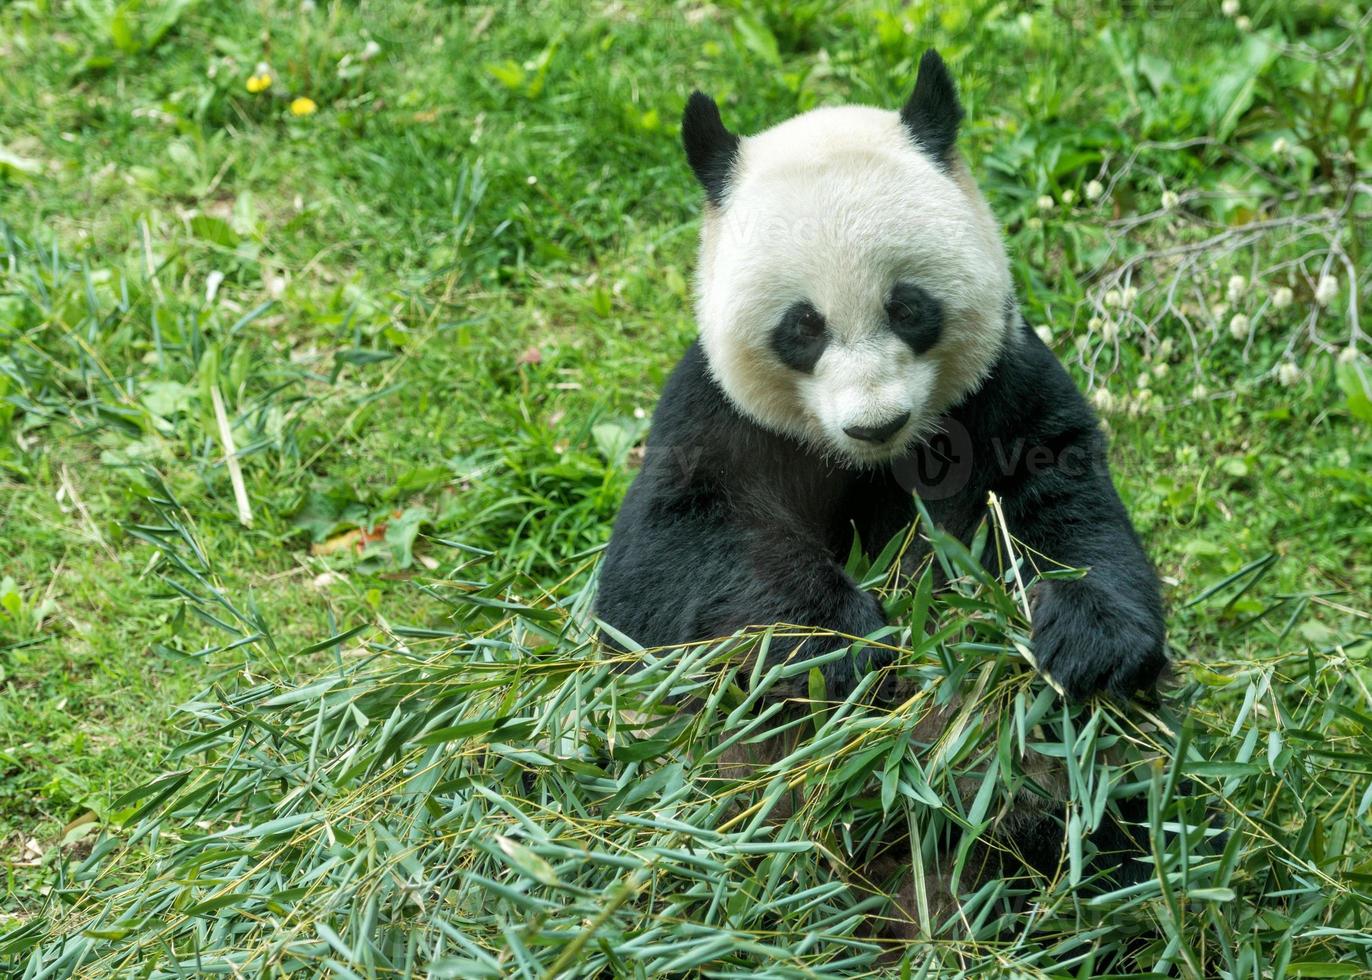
[695, 105, 1014, 465]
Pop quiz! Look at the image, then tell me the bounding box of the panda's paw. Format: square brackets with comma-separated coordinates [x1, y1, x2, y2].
[818, 639, 896, 701]
[804, 587, 893, 700]
[1029, 580, 1167, 702]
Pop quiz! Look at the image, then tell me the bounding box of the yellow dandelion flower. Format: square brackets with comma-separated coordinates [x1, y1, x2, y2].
[246, 72, 272, 94]
[290, 97, 318, 117]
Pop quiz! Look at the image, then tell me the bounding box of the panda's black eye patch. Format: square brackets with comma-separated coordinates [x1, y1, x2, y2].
[771, 301, 828, 373]
[886, 282, 943, 355]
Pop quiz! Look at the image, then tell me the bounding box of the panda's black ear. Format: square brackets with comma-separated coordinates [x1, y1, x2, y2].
[682, 91, 740, 207]
[899, 50, 964, 171]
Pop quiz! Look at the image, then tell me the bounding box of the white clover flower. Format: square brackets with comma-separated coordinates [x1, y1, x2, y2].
[1190, 382, 1208, 400]
[1090, 387, 1115, 412]
[1152, 361, 1169, 378]
[1037, 194, 1055, 212]
[1122, 285, 1139, 306]
[1227, 274, 1247, 303]
[1272, 137, 1290, 156]
[1212, 301, 1230, 321]
[1026, 216, 1043, 231]
[1085, 179, 1105, 202]
[1101, 319, 1120, 343]
[1104, 289, 1122, 308]
[1235, 15, 1251, 30]
[1229, 313, 1250, 340]
[1074, 334, 1090, 352]
[1272, 285, 1294, 309]
[1087, 316, 1103, 333]
[205, 270, 224, 304]
[268, 275, 287, 299]
[1060, 189, 1075, 206]
[360, 40, 382, 61]
[1338, 345, 1359, 364]
[1221, 0, 1240, 16]
[1161, 189, 1180, 210]
[1315, 274, 1339, 306]
[1136, 371, 1151, 389]
[1277, 361, 1301, 386]
[1158, 337, 1175, 359]
[1035, 325, 1054, 345]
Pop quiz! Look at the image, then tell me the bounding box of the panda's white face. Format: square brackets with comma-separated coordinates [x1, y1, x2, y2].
[693, 105, 1013, 466]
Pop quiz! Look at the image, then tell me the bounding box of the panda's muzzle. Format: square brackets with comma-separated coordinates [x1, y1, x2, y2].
[843, 411, 911, 445]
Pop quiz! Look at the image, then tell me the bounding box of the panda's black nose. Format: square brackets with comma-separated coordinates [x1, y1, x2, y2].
[844, 412, 911, 444]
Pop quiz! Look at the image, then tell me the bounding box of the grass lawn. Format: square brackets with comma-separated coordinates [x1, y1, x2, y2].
[2, 0, 1370, 975]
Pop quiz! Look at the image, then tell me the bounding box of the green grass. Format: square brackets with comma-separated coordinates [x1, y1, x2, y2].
[1, 0, 1369, 975]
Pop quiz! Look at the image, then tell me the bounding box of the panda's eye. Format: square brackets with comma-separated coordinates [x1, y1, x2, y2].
[886, 282, 943, 355]
[796, 306, 825, 337]
[771, 301, 828, 374]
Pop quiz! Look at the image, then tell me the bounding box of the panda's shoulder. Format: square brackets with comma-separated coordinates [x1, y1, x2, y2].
[648, 341, 743, 443]
[659, 340, 717, 404]
[947, 318, 1098, 446]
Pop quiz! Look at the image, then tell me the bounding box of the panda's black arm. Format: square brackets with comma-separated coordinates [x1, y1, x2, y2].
[597, 502, 889, 695]
[596, 344, 890, 696]
[928, 322, 1167, 700]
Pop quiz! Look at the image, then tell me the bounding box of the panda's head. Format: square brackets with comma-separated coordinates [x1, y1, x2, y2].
[683, 51, 1014, 466]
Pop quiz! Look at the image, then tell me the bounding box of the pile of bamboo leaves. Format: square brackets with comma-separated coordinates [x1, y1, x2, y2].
[7, 490, 1371, 978]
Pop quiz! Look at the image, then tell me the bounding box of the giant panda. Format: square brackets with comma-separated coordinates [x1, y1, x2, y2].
[595, 50, 1168, 931]
[597, 50, 1165, 701]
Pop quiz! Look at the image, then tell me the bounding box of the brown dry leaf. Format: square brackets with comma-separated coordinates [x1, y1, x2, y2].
[62, 811, 98, 839]
[311, 524, 388, 557]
